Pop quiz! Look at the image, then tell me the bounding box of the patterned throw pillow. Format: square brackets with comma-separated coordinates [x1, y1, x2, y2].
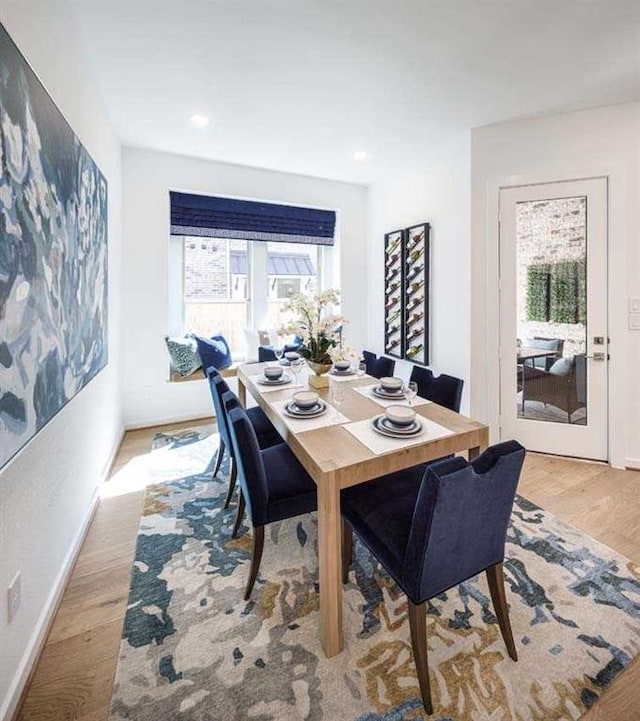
[165, 335, 202, 377]
[194, 334, 233, 372]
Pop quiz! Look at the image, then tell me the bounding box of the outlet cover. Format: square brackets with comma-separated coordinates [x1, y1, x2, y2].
[8, 572, 21, 623]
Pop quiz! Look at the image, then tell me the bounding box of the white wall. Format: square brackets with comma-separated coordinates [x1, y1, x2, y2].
[0, 3, 123, 718]
[471, 101, 640, 468]
[367, 135, 472, 412]
[121, 148, 368, 427]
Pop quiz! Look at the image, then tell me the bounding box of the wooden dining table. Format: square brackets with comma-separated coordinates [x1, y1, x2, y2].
[237, 363, 489, 658]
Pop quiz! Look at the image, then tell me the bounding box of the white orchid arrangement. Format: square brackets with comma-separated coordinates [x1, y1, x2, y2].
[280, 289, 347, 364]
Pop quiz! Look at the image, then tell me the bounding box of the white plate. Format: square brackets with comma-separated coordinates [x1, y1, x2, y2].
[371, 415, 423, 438]
[372, 386, 406, 400]
[283, 400, 328, 418]
[257, 373, 292, 385]
[330, 368, 356, 376]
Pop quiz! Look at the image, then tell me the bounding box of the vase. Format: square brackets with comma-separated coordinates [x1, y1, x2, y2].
[307, 360, 333, 388]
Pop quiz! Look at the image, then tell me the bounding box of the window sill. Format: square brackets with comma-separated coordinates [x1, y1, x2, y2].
[169, 364, 240, 383]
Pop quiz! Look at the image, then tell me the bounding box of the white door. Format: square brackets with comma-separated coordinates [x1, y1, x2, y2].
[499, 178, 608, 460]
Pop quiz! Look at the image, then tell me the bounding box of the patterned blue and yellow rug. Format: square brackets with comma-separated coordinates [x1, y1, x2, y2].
[109, 429, 640, 720]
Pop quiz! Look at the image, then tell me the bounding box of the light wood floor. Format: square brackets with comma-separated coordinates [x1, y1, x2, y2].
[14, 423, 640, 721]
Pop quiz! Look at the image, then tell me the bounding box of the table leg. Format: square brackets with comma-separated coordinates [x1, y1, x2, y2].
[238, 378, 246, 408]
[317, 473, 343, 657]
[468, 446, 481, 460]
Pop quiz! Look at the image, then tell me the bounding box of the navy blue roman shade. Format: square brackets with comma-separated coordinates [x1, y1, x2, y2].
[170, 192, 336, 246]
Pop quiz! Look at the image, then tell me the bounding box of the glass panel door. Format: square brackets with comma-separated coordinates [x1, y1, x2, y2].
[499, 178, 608, 461]
[515, 197, 587, 425]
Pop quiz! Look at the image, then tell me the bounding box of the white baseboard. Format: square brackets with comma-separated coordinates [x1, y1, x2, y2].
[1, 427, 124, 721]
[625, 457, 640, 471]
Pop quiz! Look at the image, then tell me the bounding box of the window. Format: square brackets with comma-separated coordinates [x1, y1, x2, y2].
[179, 238, 249, 357]
[169, 235, 333, 360]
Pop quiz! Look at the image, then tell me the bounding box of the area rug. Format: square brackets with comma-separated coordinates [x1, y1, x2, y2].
[109, 429, 640, 721]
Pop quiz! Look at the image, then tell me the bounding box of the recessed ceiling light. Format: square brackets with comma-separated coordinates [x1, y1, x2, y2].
[353, 151, 368, 162]
[190, 114, 210, 128]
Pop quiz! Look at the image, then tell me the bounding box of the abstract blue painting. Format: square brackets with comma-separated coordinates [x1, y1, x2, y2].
[0, 22, 108, 469]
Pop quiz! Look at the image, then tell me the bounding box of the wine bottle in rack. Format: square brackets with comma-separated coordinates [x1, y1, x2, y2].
[385, 294, 401, 312]
[385, 322, 401, 338]
[407, 246, 424, 265]
[406, 343, 423, 359]
[387, 308, 401, 325]
[409, 279, 424, 295]
[386, 338, 401, 353]
[407, 310, 424, 326]
[386, 237, 401, 258]
[406, 263, 424, 282]
[406, 327, 424, 343]
[385, 266, 400, 284]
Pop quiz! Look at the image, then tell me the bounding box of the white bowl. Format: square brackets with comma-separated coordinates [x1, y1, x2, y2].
[334, 360, 351, 371]
[385, 405, 416, 427]
[285, 351, 300, 361]
[292, 391, 319, 410]
[380, 376, 403, 392]
[264, 365, 284, 380]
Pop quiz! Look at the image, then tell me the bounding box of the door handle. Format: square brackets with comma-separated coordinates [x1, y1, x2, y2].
[585, 352, 607, 361]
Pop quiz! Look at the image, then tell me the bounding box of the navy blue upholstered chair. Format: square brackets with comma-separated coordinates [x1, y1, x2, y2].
[206, 368, 281, 508]
[341, 440, 525, 715]
[362, 350, 395, 379]
[409, 366, 464, 413]
[227, 405, 318, 599]
[258, 336, 302, 363]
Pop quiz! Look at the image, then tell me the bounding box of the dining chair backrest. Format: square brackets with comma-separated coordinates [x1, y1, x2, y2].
[402, 440, 525, 603]
[362, 350, 395, 379]
[409, 366, 463, 413]
[227, 405, 269, 527]
[207, 370, 233, 449]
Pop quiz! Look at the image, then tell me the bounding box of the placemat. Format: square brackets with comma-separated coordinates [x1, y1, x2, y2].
[344, 416, 454, 455]
[270, 398, 350, 433]
[354, 384, 432, 408]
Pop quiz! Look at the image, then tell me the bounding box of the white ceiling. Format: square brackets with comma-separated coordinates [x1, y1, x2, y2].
[69, 0, 640, 184]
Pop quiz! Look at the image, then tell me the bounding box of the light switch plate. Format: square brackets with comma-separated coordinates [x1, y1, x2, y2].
[628, 297, 640, 313]
[629, 313, 640, 330]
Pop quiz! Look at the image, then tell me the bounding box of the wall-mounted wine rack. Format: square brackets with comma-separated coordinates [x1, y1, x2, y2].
[383, 222, 430, 365]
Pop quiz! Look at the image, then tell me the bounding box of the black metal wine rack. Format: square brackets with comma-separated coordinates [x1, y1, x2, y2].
[383, 222, 430, 365]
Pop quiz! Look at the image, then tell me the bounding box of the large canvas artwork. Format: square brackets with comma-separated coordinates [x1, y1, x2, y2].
[0, 23, 108, 469]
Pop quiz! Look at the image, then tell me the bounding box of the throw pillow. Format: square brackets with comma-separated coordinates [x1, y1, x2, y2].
[548, 357, 573, 376]
[165, 335, 202, 377]
[243, 328, 279, 362]
[195, 334, 233, 371]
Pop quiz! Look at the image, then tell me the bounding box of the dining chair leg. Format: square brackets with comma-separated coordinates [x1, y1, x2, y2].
[224, 457, 237, 509]
[244, 525, 265, 600]
[408, 599, 433, 715]
[486, 562, 518, 661]
[341, 521, 353, 584]
[212, 438, 225, 478]
[231, 491, 245, 539]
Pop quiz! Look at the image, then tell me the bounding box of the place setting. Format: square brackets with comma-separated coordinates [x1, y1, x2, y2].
[344, 403, 454, 455]
[251, 363, 294, 391]
[328, 358, 371, 382]
[355, 376, 430, 407]
[271, 390, 349, 432]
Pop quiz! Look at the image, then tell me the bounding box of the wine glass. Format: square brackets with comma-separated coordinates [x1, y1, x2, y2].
[274, 337, 284, 364]
[355, 356, 366, 378]
[331, 379, 346, 420]
[290, 357, 303, 388]
[404, 381, 418, 407]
